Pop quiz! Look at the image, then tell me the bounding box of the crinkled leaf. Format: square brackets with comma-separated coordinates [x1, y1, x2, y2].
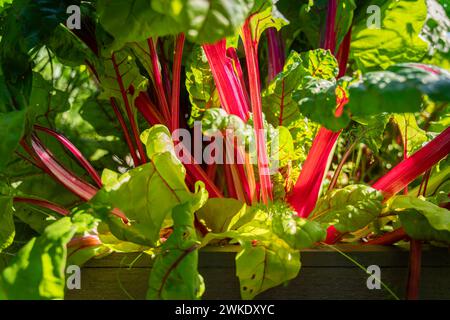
[199, 205, 301, 299]
[294, 77, 350, 131]
[311, 184, 383, 233]
[140, 125, 177, 158]
[262, 49, 338, 132]
[185, 46, 220, 125]
[352, 113, 390, 152]
[351, 0, 428, 71]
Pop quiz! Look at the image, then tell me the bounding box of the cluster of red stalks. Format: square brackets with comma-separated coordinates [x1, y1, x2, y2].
[13, 0, 450, 299]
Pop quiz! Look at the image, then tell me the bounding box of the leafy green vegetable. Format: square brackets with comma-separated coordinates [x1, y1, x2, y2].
[351, 113, 390, 152]
[93, 126, 207, 246]
[248, 0, 288, 42]
[234, 209, 300, 300]
[347, 64, 450, 117]
[185, 46, 220, 125]
[0, 212, 97, 300]
[351, 0, 428, 71]
[0, 196, 14, 252]
[97, 0, 180, 51]
[400, 211, 450, 244]
[389, 195, 450, 232]
[154, 0, 254, 44]
[262, 49, 338, 129]
[394, 113, 429, 154]
[311, 185, 383, 233]
[0, 110, 27, 170]
[272, 209, 326, 249]
[294, 77, 350, 131]
[200, 204, 302, 299]
[98, 0, 254, 50]
[196, 198, 249, 233]
[147, 191, 207, 300]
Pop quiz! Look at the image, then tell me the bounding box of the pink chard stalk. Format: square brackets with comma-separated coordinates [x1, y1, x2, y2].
[288, 0, 348, 217]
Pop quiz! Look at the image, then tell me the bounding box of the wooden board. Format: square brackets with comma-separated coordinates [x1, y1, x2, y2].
[65, 245, 450, 300]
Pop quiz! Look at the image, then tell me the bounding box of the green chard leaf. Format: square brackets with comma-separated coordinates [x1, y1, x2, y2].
[400, 211, 450, 244]
[0, 212, 97, 300]
[0, 0, 80, 109]
[200, 204, 302, 300]
[98, 0, 254, 49]
[389, 195, 450, 232]
[153, 0, 254, 44]
[185, 46, 220, 125]
[394, 113, 429, 154]
[92, 125, 208, 247]
[388, 195, 450, 243]
[311, 185, 383, 233]
[293, 76, 350, 131]
[0, 110, 27, 171]
[351, 113, 390, 152]
[234, 209, 300, 300]
[248, 0, 289, 42]
[97, 0, 181, 51]
[147, 193, 207, 300]
[262, 49, 335, 152]
[351, 0, 428, 71]
[95, 48, 148, 105]
[262, 49, 338, 130]
[272, 208, 326, 250]
[196, 198, 250, 233]
[347, 63, 450, 117]
[0, 196, 14, 252]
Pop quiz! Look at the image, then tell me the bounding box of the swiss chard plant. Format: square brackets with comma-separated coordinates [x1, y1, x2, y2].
[0, 0, 449, 300]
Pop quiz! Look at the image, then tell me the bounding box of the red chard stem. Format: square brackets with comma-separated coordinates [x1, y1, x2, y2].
[111, 53, 147, 165]
[13, 197, 70, 216]
[203, 40, 250, 121]
[266, 27, 285, 82]
[148, 38, 171, 122]
[171, 33, 186, 132]
[372, 127, 450, 197]
[242, 19, 273, 204]
[110, 97, 141, 166]
[34, 125, 102, 188]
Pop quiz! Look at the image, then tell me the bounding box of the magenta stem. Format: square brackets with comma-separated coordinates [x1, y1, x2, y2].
[13, 197, 70, 216]
[171, 33, 186, 132]
[34, 125, 102, 188]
